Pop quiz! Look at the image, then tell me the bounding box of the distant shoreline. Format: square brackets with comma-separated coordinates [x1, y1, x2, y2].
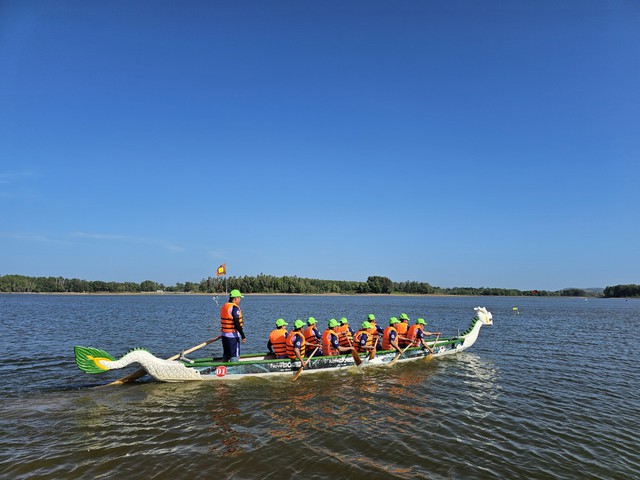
[0, 291, 609, 298]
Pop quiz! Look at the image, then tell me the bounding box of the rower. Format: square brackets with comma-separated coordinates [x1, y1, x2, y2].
[397, 313, 411, 347]
[354, 321, 376, 354]
[382, 317, 401, 352]
[407, 318, 442, 353]
[335, 317, 354, 348]
[303, 317, 322, 354]
[267, 318, 289, 359]
[322, 319, 355, 356]
[366, 314, 384, 350]
[285, 320, 307, 363]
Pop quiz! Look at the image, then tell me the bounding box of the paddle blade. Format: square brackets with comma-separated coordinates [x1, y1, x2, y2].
[291, 367, 303, 381]
[74, 346, 115, 374]
[351, 349, 362, 366]
[368, 338, 378, 360]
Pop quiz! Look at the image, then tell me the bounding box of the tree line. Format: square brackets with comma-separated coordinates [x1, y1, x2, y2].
[603, 284, 640, 298]
[0, 274, 619, 297]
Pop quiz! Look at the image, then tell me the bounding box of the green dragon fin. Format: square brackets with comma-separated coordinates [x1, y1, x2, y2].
[74, 346, 116, 374]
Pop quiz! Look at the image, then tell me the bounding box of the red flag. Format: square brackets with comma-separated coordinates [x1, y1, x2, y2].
[216, 263, 227, 277]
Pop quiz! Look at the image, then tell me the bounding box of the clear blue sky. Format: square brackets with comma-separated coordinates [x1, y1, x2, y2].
[1, 1, 639, 291]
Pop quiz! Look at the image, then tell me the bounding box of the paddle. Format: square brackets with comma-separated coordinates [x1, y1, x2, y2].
[424, 334, 441, 361]
[345, 334, 362, 366]
[103, 336, 221, 386]
[369, 337, 379, 360]
[389, 341, 413, 367]
[291, 347, 319, 382]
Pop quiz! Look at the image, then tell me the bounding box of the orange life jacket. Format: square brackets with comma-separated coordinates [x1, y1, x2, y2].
[367, 326, 380, 349]
[220, 302, 243, 334]
[285, 331, 306, 360]
[269, 328, 288, 358]
[303, 326, 320, 346]
[396, 321, 409, 335]
[406, 325, 423, 346]
[353, 329, 372, 353]
[382, 326, 397, 350]
[322, 329, 339, 356]
[397, 321, 410, 347]
[335, 324, 352, 347]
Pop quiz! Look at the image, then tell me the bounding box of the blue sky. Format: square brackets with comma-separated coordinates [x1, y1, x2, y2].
[1, 1, 639, 291]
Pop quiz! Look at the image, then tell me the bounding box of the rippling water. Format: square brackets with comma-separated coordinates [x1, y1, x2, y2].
[0, 294, 638, 479]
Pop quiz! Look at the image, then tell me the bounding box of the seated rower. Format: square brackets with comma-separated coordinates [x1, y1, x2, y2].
[397, 313, 411, 347]
[366, 314, 384, 350]
[267, 318, 289, 359]
[407, 318, 442, 353]
[382, 317, 402, 352]
[303, 316, 322, 354]
[335, 317, 355, 349]
[354, 321, 376, 354]
[286, 320, 307, 363]
[322, 319, 356, 356]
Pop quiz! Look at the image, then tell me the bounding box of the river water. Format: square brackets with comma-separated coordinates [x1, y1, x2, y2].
[0, 294, 638, 479]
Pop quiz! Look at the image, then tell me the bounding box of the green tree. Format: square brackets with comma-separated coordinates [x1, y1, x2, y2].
[366, 276, 393, 294]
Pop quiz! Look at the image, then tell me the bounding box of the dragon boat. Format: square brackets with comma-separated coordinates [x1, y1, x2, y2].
[74, 307, 492, 383]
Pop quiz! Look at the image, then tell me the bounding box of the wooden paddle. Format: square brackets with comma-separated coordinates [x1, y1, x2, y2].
[345, 334, 362, 366]
[368, 337, 379, 360]
[424, 334, 441, 361]
[103, 336, 221, 386]
[389, 341, 412, 366]
[291, 347, 319, 382]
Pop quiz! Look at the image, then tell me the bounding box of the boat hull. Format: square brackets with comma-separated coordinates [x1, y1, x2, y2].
[184, 339, 465, 381]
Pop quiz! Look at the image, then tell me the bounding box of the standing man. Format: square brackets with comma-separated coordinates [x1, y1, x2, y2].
[220, 289, 246, 362]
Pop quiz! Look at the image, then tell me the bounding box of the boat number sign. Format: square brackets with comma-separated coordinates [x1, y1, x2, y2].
[215, 366, 227, 377]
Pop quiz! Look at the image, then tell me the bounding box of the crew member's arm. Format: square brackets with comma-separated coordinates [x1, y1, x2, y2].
[389, 330, 400, 351]
[232, 306, 246, 341]
[357, 333, 374, 351]
[306, 328, 321, 349]
[293, 334, 304, 362]
[330, 333, 348, 354]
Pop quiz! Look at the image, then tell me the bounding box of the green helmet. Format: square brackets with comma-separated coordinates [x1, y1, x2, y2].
[276, 318, 288, 327]
[367, 314, 376, 320]
[362, 321, 373, 329]
[294, 319, 305, 329]
[328, 319, 339, 328]
[307, 317, 317, 325]
[399, 313, 409, 320]
[229, 289, 244, 298]
[339, 317, 348, 324]
[416, 318, 427, 325]
[389, 317, 400, 325]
